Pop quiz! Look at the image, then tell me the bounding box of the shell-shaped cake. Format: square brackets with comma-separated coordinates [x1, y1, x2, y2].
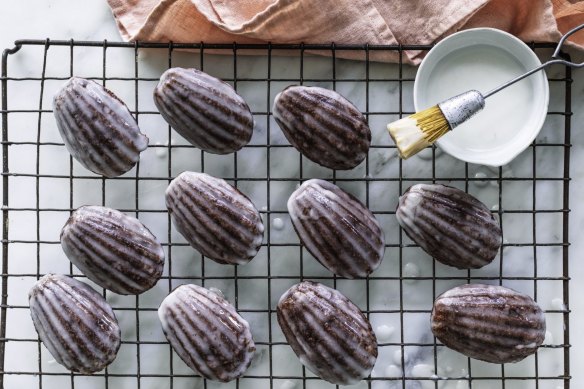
[29, 274, 121, 373]
[277, 281, 378, 385]
[273, 85, 371, 170]
[166, 171, 264, 265]
[153, 67, 254, 154]
[396, 184, 502, 269]
[60, 205, 165, 295]
[431, 284, 546, 364]
[53, 77, 148, 178]
[287, 179, 385, 278]
[158, 284, 255, 382]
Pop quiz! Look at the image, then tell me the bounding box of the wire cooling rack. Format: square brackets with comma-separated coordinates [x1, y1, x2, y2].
[0, 40, 572, 389]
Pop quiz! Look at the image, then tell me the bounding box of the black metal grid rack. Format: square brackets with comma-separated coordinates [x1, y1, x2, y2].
[0, 40, 572, 389]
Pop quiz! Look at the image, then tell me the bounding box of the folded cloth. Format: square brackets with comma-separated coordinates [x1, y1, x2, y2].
[107, 0, 584, 64]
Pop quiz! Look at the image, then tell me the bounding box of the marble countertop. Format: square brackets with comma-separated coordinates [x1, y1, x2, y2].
[1, 1, 584, 388]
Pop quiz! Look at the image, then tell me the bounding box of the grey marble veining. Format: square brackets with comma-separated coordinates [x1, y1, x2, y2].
[1, 1, 583, 389]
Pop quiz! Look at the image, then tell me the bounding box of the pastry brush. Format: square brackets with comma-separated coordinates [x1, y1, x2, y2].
[388, 23, 584, 159]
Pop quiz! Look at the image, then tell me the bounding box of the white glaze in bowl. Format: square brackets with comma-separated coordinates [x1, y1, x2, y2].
[414, 28, 550, 166]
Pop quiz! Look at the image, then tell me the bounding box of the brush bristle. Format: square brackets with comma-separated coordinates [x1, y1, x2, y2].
[410, 106, 451, 143]
[387, 105, 450, 159]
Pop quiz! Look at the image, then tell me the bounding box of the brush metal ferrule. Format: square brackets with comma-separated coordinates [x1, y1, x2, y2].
[438, 90, 485, 130]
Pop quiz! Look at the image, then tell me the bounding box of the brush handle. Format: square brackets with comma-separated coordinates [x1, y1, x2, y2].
[483, 60, 559, 98]
[484, 23, 584, 98]
[439, 90, 485, 129]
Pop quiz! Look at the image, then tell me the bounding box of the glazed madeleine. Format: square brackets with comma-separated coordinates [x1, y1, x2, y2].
[432, 284, 546, 363]
[60, 205, 165, 295]
[158, 284, 255, 381]
[166, 171, 264, 265]
[53, 77, 148, 177]
[273, 85, 371, 170]
[288, 179, 385, 278]
[277, 281, 377, 385]
[29, 274, 121, 373]
[396, 184, 502, 269]
[154, 67, 254, 154]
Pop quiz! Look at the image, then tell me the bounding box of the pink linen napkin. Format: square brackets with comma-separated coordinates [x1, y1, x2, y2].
[107, 0, 584, 64]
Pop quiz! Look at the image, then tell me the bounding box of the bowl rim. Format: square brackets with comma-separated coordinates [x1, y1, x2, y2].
[413, 27, 550, 166]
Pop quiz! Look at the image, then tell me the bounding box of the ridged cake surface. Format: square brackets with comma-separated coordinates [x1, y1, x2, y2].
[277, 281, 377, 385]
[287, 179, 385, 278]
[431, 284, 546, 363]
[396, 184, 502, 269]
[29, 274, 121, 373]
[166, 171, 264, 265]
[273, 85, 371, 170]
[158, 284, 255, 381]
[53, 77, 148, 177]
[154, 67, 253, 154]
[60, 205, 165, 295]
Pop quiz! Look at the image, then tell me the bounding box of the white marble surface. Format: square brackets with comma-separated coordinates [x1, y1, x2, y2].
[1, 1, 584, 388]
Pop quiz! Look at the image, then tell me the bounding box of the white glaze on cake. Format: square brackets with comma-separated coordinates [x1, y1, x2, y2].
[154, 67, 253, 154]
[166, 172, 264, 265]
[396, 183, 502, 269]
[287, 179, 385, 278]
[273, 85, 371, 170]
[53, 77, 148, 177]
[28, 274, 121, 373]
[158, 284, 255, 382]
[432, 284, 546, 363]
[277, 281, 377, 385]
[60, 205, 165, 295]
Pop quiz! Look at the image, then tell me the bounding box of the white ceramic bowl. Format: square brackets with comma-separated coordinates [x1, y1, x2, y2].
[414, 28, 549, 166]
